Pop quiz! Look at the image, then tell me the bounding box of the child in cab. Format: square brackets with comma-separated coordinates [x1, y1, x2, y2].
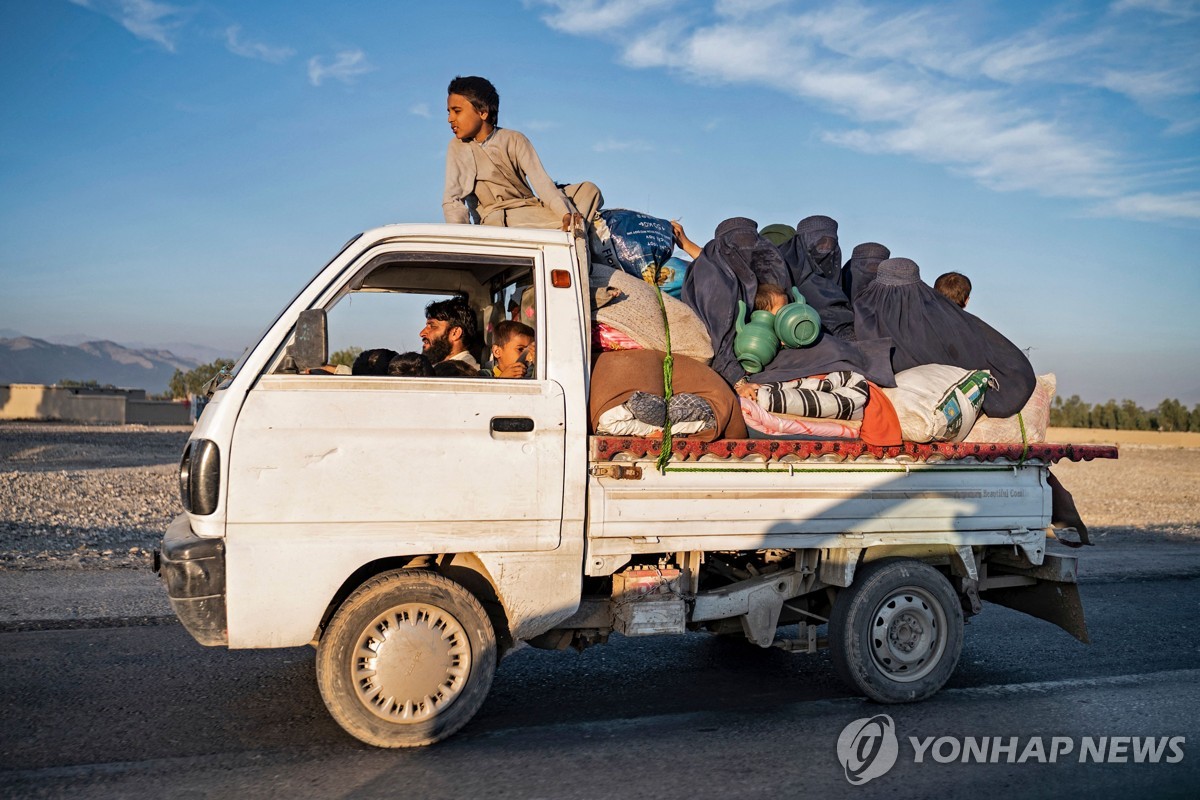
[491, 320, 535, 378]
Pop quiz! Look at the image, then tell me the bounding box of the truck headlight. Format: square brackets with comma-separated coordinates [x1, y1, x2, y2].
[179, 439, 220, 515]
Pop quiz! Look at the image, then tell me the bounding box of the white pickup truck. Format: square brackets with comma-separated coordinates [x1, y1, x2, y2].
[157, 224, 1115, 748]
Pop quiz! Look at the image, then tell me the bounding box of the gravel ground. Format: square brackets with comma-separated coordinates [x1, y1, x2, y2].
[0, 423, 189, 570]
[1051, 445, 1200, 542]
[1, 422, 1197, 572]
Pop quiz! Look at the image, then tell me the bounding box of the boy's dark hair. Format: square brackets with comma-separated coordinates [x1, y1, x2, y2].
[425, 296, 479, 349]
[934, 272, 972, 308]
[754, 283, 787, 312]
[493, 319, 534, 348]
[387, 351, 434, 377]
[433, 359, 480, 377]
[352, 348, 399, 376]
[448, 76, 499, 125]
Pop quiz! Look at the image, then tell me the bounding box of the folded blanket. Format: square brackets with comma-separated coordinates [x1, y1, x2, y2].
[591, 266, 714, 364]
[593, 321, 644, 352]
[739, 398, 860, 438]
[751, 371, 868, 419]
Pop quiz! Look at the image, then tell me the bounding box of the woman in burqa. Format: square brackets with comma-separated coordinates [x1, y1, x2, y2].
[854, 257, 1089, 544]
[776, 215, 856, 341]
[680, 217, 894, 387]
[842, 242, 891, 304]
[854, 257, 1036, 418]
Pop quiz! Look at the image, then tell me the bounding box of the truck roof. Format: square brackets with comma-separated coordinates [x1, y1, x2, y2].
[360, 223, 576, 247]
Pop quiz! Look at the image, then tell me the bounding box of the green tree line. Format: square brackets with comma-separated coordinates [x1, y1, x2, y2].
[163, 350, 362, 398]
[1050, 396, 1200, 432]
[167, 358, 236, 398]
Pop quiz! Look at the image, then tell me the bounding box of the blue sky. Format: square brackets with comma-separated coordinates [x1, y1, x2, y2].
[1, 0, 1198, 405]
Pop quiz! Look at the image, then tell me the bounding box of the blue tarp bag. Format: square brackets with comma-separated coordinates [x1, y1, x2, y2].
[590, 209, 676, 286]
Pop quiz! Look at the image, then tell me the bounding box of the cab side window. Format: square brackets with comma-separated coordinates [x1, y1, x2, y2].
[287, 252, 538, 380]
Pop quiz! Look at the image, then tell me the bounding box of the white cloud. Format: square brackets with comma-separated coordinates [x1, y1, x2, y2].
[307, 50, 374, 87]
[410, 103, 431, 118]
[1110, 0, 1200, 18]
[1090, 191, 1200, 221]
[534, 0, 681, 35]
[223, 25, 294, 64]
[714, 0, 788, 17]
[520, 119, 559, 132]
[68, 0, 187, 52]
[531, 0, 1200, 222]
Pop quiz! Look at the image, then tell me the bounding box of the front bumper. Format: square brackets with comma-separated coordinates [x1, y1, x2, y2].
[155, 513, 228, 646]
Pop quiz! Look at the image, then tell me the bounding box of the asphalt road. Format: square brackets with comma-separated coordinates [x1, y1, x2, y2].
[2, 567, 1198, 800]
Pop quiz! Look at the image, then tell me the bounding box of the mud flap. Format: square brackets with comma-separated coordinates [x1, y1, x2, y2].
[984, 580, 1089, 644]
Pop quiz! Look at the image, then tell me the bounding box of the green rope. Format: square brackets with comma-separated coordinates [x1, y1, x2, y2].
[655, 279, 675, 473]
[1017, 411, 1029, 466]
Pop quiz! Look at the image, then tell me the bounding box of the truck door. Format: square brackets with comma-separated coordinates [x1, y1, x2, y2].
[225, 246, 567, 557]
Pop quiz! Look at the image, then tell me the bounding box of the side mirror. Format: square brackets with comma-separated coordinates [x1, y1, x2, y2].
[287, 308, 328, 373]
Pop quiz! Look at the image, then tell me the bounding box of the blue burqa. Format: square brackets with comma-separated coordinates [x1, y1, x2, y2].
[843, 242, 890, 304]
[776, 215, 856, 341]
[854, 258, 1036, 418]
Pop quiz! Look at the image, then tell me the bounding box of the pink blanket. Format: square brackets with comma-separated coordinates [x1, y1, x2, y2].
[739, 398, 860, 439]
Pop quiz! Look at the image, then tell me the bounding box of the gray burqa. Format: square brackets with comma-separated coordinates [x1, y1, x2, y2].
[776, 215, 856, 340]
[843, 242, 890, 304]
[681, 217, 895, 387]
[854, 258, 1035, 418]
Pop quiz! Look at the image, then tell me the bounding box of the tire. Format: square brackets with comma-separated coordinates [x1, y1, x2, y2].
[829, 558, 963, 704]
[316, 570, 497, 747]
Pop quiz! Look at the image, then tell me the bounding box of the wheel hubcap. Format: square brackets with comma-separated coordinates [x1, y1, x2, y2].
[352, 603, 471, 723]
[869, 587, 947, 682]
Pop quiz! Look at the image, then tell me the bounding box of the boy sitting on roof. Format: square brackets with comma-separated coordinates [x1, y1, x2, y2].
[442, 75, 602, 233]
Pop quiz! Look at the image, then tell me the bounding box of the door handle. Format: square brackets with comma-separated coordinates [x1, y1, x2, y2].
[491, 417, 534, 433]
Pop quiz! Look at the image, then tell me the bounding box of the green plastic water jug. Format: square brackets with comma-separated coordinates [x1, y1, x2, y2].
[733, 300, 780, 374]
[774, 287, 821, 348]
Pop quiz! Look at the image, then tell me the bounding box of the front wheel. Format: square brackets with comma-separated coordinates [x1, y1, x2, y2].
[830, 558, 963, 703]
[316, 570, 497, 747]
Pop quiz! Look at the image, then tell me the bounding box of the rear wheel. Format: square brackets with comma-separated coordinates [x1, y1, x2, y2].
[830, 558, 963, 703]
[316, 570, 497, 747]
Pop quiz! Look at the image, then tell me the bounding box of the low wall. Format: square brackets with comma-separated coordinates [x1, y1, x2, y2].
[127, 399, 190, 425]
[0, 384, 190, 425]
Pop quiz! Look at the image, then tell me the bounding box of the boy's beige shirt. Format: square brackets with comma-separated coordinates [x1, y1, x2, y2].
[442, 127, 570, 225]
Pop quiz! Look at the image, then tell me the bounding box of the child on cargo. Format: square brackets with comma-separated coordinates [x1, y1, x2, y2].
[754, 283, 787, 314]
[490, 320, 535, 378]
[934, 272, 971, 308]
[442, 75, 602, 233]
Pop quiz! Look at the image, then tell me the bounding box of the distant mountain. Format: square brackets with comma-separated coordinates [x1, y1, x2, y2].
[0, 337, 203, 395]
[120, 340, 234, 364]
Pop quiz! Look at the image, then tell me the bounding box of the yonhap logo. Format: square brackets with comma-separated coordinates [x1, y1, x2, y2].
[837, 714, 899, 785]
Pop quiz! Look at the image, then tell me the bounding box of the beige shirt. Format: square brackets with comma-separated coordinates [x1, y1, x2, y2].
[442, 128, 570, 225]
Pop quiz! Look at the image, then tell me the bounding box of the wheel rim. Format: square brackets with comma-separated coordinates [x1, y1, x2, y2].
[868, 586, 947, 683]
[351, 603, 472, 723]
